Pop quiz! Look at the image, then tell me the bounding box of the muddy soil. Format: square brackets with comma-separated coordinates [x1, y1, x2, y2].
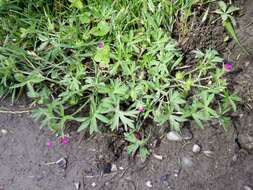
[1, 1, 253, 190]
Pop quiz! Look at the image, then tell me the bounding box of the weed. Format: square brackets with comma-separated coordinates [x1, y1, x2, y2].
[215, 1, 249, 54]
[0, 0, 240, 160]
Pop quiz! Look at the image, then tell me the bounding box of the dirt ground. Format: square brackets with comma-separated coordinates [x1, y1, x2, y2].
[1, 1, 253, 190]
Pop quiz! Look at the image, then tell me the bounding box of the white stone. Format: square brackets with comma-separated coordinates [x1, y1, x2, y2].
[166, 131, 182, 141]
[244, 185, 252, 190]
[74, 182, 80, 189]
[153, 153, 163, 160]
[1, 129, 8, 135]
[111, 164, 117, 172]
[145, 181, 153, 188]
[192, 144, 201, 153]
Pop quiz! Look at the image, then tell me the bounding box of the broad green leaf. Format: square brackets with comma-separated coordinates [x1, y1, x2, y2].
[218, 1, 227, 12]
[139, 147, 149, 160]
[90, 21, 110, 37]
[94, 44, 110, 67]
[69, 0, 83, 9]
[127, 144, 139, 155]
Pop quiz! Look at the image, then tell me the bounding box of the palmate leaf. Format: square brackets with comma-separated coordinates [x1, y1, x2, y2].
[111, 108, 138, 131]
[169, 114, 186, 131]
[77, 98, 110, 134]
[169, 90, 186, 112]
[127, 143, 139, 155]
[139, 147, 149, 160]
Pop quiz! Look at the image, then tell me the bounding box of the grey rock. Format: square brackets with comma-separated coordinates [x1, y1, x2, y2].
[56, 157, 68, 169]
[238, 134, 253, 151]
[181, 157, 193, 168]
[192, 144, 201, 153]
[244, 185, 252, 190]
[167, 131, 182, 141]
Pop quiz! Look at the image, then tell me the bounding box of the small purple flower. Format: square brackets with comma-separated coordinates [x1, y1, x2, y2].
[59, 135, 70, 145]
[47, 140, 53, 149]
[224, 63, 233, 71]
[134, 132, 142, 140]
[138, 106, 145, 113]
[97, 41, 104, 49]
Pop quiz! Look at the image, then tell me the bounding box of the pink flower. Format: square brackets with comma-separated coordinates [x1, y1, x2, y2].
[98, 41, 104, 49]
[59, 135, 70, 145]
[134, 132, 142, 140]
[224, 63, 233, 71]
[47, 140, 53, 149]
[138, 106, 145, 113]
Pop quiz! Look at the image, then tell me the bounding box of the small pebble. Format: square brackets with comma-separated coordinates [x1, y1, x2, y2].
[203, 150, 214, 157]
[192, 144, 201, 153]
[119, 166, 124, 170]
[244, 185, 252, 190]
[173, 169, 180, 177]
[181, 157, 193, 168]
[1, 129, 8, 135]
[145, 181, 153, 188]
[238, 134, 253, 151]
[74, 182, 80, 190]
[56, 157, 68, 169]
[91, 182, 96, 187]
[166, 131, 182, 141]
[181, 128, 193, 140]
[111, 164, 117, 172]
[232, 154, 238, 162]
[153, 153, 163, 160]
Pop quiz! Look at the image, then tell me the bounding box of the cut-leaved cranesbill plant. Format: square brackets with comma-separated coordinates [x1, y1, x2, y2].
[215, 1, 249, 54]
[0, 0, 240, 160]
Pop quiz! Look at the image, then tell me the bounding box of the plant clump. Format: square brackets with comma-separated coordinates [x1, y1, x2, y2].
[0, 0, 240, 160]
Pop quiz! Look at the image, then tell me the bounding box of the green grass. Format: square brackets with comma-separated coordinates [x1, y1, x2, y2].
[0, 0, 240, 160]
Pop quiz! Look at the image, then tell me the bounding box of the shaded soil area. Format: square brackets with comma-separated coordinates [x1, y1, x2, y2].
[1, 1, 253, 190]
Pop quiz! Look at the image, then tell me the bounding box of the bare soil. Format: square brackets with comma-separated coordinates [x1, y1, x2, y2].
[1, 1, 253, 190]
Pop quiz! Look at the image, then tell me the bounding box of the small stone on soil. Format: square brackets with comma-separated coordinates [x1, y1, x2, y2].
[203, 150, 214, 157]
[1, 129, 8, 135]
[244, 185, 252, 190]
[111, 164, 117, 172]
[181, 128, 193, 140]
[192, 144, 201, 153]
[56, 157, 68, 169]
[119, 166, 124, 170]
[74, 182, 80, 189]
[166, 131, 182, 141]
[238, 134, 253, 151]
[181, 157, 193, 168]
[91, 182, 96, 187]
[145, 181, 153, 188]
[153, 153, 163, 160]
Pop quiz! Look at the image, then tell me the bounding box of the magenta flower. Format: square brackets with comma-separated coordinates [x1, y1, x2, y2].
[138, 106, 145, 113]
[98, 41, 104, 49]
[59, 135, 70, 145]
[224, 63, 233, 71]
[47, 140, 53, 149]
[134, 132, 142, 140]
